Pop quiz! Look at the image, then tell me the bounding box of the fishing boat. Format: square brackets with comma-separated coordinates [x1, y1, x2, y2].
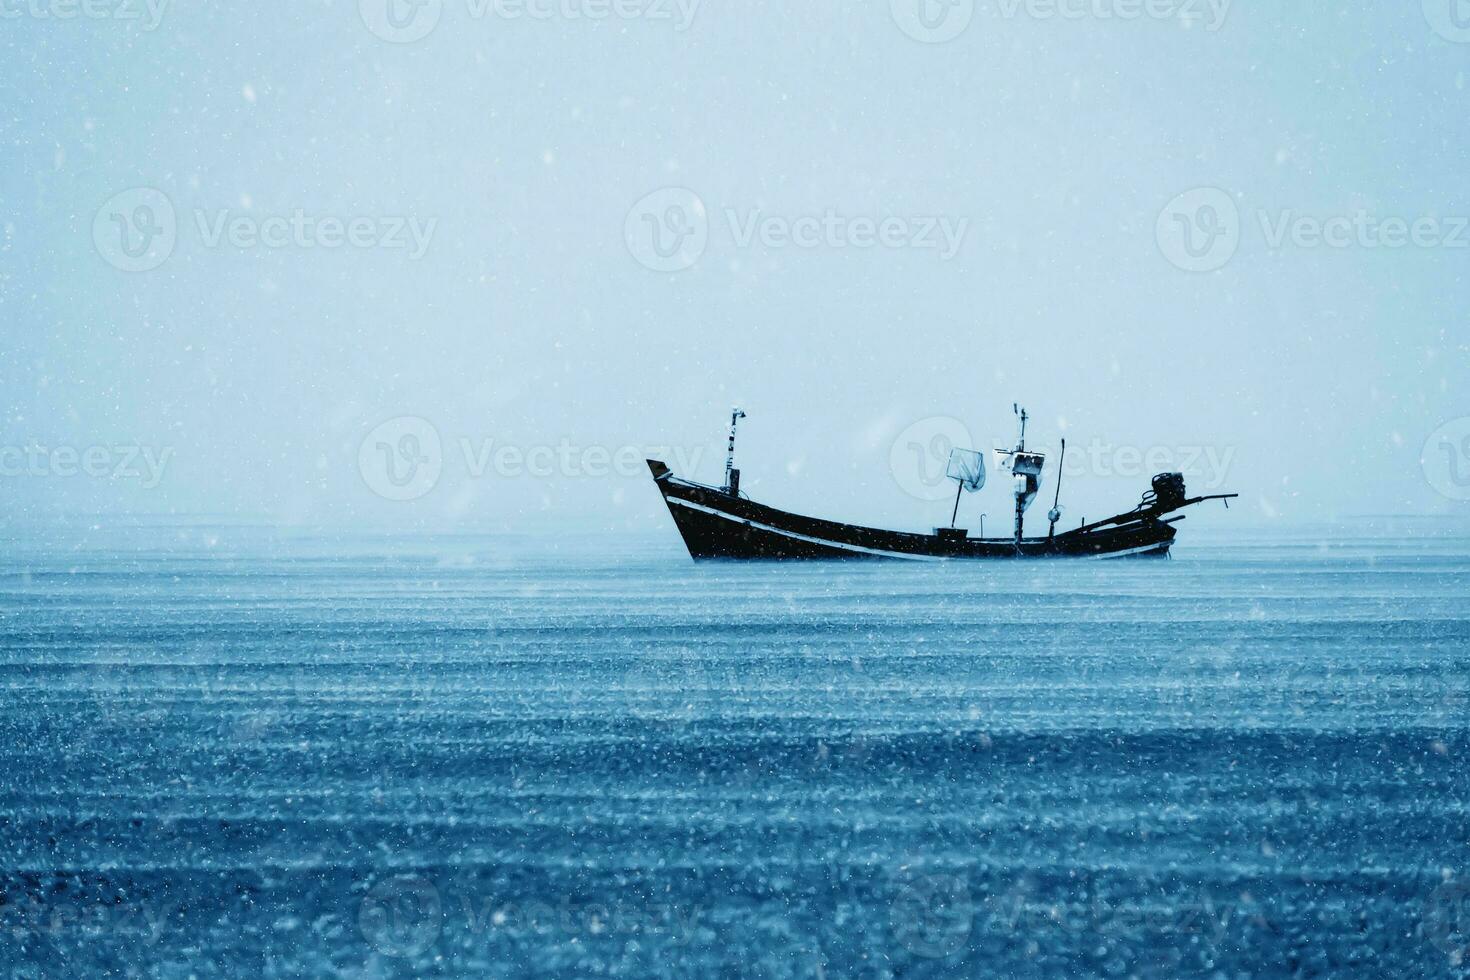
[648, 406, 1237, 561]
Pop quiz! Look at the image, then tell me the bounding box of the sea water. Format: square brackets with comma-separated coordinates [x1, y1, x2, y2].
[2, 523, 1467, 977]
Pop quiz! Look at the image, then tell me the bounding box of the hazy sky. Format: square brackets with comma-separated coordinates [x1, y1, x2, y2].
[3, 1, 1468, 533]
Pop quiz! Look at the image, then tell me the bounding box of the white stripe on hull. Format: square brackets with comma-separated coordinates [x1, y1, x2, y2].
[669, 497, 941, 560]
[1094, 542, 1173, 560]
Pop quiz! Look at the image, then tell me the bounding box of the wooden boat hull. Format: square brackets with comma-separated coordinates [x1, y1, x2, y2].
[647, 459, 1179, 561]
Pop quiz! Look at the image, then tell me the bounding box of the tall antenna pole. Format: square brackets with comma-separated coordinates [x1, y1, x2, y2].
[1012, 404, 1029, 546]
[1048, 438, 1066, 539]
[724, 408, 746, 494]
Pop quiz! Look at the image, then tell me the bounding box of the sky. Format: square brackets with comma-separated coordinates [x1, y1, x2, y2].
[2, 0, 1468, 534]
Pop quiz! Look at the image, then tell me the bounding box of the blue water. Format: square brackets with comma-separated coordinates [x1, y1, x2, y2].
[2, 524, 1468, 977]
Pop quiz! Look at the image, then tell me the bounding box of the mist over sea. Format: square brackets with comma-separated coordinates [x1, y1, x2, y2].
[2, 522, 1467, 977]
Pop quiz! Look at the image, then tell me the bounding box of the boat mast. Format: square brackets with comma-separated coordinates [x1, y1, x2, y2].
[723, 407, 746, 495]
[1012, 404, 1028, 545]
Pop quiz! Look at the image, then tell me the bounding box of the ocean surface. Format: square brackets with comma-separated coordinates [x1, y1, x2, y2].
[2, 523, 1468, 978]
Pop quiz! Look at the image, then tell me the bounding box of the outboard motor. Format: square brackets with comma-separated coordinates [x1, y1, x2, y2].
[1148, 472, 1187, 511]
